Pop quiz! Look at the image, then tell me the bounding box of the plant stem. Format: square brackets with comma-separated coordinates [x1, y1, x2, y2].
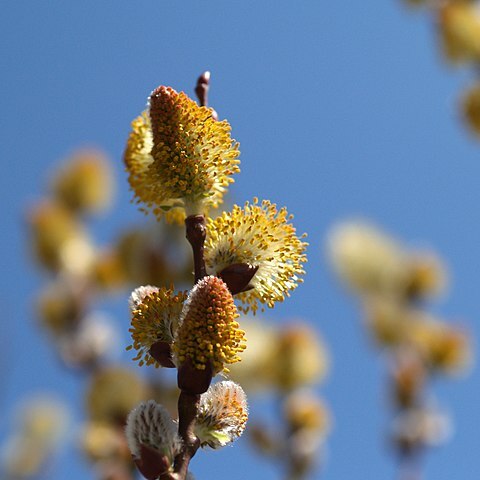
[168, 214, 208, 479]
[172, 392, 201, 478]
[173, 74, 217, 478]
[185, 214, 207, 283]
[398, 450, 423, 480]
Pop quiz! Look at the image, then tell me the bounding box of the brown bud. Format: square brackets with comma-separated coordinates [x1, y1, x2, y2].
[177, 358, 213, 394]
[218, 263, 259, 295]
[134, 444, 171, 480]
[149, 341, 175, 368]
[194, 71, 218, 120]
[195, 71, 210, 107]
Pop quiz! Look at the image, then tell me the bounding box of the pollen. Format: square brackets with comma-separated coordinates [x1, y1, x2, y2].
[173, 276, 246, 374]
[204, 199, 308, 313]
[128, 286, 187, 367]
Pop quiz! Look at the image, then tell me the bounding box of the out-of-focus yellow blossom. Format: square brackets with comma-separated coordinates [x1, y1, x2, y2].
[228, 320, 328, 392]
[173, 276, 246, 374]
[282, 390, 331, 477]
[462, 82, 480, 136]
[150, 386, 182, 422]
[82, 422, 130, 462]
[29, 200, 95, 274]
[273, 324, 329, 391]
[205, 198, 307, 313]
[2, 397, 69, 478]
[36, 279, 82, 336]
[283, 390, 331, 437]
[91, 248, 129, 291]
[127, 285, 187, 367]
[114, 225, 190, 286]
[365, 301, 472, 375]
[408, 317, 472, 375]
[328, 221, 409, 298]
[438, 2, 480, 64]
[329, 221, 447, 301]
[364, 297, 410, 347]
[116, 228, 167, 286]
[86, 367, 149, 424]
[405, 253, 447, 300]
[51, 149, 114, 214]
[20, 397, 69, 442]
[124, 86, 240, 220]
[195, 381, 248, 449]
[391, 351, 426, 408]
[227, 318, 278, 392]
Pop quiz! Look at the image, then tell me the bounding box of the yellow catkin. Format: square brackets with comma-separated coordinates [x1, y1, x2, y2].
[195, 381, 248, 448]
[128, 286, 187, 367]
[439, 3, 480, 64]
[462, 83, 480, 136]
[408, 319, 472, 375]
[124, 87, 240, 220]
[205, 199, 307, 313]
[51, 149, 113, 213]
[173, 276, 246, 373]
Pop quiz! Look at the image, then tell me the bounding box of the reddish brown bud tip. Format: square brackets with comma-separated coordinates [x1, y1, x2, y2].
[135, 444, 170, 480]
[218, 263, 259, 295]
[185, 215, 207, 244]
[195, 71, 211, 107]
[199, 71, 211, 85]
[149, 341, 175, 368]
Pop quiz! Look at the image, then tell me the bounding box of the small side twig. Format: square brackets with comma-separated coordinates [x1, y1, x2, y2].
[195, 71, 218, 120]
[195, 71, 211, 107]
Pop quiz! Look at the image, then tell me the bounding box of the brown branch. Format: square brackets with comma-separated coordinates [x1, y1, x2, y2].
[173, 392, 201, 478]
[166, 214, 209, 479]
[185, 214, 207, 283]
[162, 73, 221, 480]
[397, 450, 423, 480]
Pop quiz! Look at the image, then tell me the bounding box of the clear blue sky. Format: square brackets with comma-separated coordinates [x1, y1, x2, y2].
[2, 1, 480, 479]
